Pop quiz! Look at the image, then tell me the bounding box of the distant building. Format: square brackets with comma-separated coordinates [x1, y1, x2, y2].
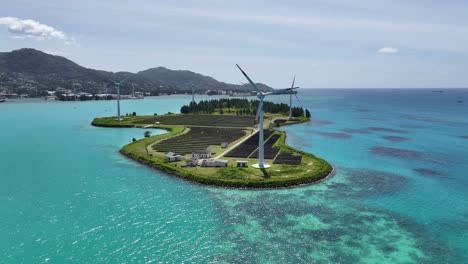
[164, 152, 182, 162]
[186, 158, 198, 167]
[192, 151, 211, 159]
[236, 160, 248, 167]
[215, 159, 228, 167]
[201, 159, 228, 167]
[268, 121, 275, 129]
[76, 92, 93, 98]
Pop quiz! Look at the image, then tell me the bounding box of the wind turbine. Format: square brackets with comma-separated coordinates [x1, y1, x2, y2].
[191, 84, 195, 103]
[103, 83, 108, 95]
[131, 83, 137, 99]
[72, 82, 79, 101]
[287, 75, 301, 120]
[110, 79, 125, 121]
[236, 64, 299, 169]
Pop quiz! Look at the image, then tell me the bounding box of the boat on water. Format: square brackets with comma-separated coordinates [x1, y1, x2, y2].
[0, 97, 6, 103]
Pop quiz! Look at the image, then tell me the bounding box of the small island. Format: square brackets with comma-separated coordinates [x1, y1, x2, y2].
[91, 99, 333, 188]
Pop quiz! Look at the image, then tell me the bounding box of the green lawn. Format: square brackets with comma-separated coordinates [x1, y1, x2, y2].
[133, 114, 255, 127]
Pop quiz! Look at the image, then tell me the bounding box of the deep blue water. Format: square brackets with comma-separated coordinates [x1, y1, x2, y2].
[1, 89, 467, 263]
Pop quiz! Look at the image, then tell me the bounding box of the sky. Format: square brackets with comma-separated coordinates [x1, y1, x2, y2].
[1, 0, 468, 88]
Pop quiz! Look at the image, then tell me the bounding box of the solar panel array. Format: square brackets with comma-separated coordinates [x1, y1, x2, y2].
[273, 152, 302, 165]
[153, 127, 245, 154]
[249, 134, 281, 159]
[224, 130, 274, 158]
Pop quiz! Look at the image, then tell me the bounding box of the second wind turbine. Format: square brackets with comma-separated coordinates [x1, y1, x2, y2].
[110, 79, 125, 121]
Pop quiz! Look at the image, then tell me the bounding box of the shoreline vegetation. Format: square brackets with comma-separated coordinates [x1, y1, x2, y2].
[91, 111, 332, 188]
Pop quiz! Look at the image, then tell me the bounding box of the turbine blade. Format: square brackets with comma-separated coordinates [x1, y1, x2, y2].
[294, 93, 301, 103]
[291, 75, 295, 89]
[236, 64, 263, 93]
[255, 103, 261, 122]
[254, 99, 264, 127]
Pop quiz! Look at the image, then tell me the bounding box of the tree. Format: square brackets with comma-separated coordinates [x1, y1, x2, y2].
[180, 105, 189, 114]
[144, 131, 151, 138]
[132, 112, 137, 116]
[305, 109, 311, 119]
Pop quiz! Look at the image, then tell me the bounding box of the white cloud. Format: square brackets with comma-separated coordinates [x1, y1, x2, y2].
[44, 50, 68, 56]
[0, 17, 73, 44]
[378, 46, 399, 54]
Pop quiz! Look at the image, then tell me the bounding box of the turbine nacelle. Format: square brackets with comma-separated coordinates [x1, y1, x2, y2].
[110, 78, 126, 86]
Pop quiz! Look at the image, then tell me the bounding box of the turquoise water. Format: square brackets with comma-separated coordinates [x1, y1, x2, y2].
[1, 90, 467, 263]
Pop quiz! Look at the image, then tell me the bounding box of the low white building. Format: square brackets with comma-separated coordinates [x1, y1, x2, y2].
[164, 152, 182, 162]
[236, 160, 248, 167]
[201, 159, 228, 167]
[192, 151, 211, 159]
[186, 158, 198, 167]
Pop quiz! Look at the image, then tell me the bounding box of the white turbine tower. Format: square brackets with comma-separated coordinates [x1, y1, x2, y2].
[236, 64, 298, 169]
[103, 83, 108, 95]
[132, 83, 136, 99]
[72, 82, 79, 101]
[110, 79, 125, 121]
[191, 84, 195, 104]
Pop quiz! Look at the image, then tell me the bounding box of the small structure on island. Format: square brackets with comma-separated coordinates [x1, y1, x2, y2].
[268, 121, 276, 129]
[221, 142, 229, 148]
[185, 158, 198, 167]
[201, 159, 228, 167]
[236, 160, 248, 167]
[164, 152, 182, 162]
[192, 150, 211, 159]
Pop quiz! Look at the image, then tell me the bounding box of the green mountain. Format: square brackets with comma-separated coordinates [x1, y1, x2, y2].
[138, 67, 271, 92]
[0, 48, 272, 97]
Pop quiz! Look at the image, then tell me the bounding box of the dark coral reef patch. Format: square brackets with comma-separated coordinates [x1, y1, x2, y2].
[367, 127, 409, 133]
[341, 129, 372, 134]
[370, 147, 424, 159]
[382, 136, 408, 142]
[312, 131, 352, 139]
[413, 168, 444, 177]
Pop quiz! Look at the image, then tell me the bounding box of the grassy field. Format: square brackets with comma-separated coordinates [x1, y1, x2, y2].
[133, 114, 255, 127]
[91, 114, 333, 188]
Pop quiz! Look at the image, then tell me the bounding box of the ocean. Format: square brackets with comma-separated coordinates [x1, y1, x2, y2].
[1, 89, 467, 263]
